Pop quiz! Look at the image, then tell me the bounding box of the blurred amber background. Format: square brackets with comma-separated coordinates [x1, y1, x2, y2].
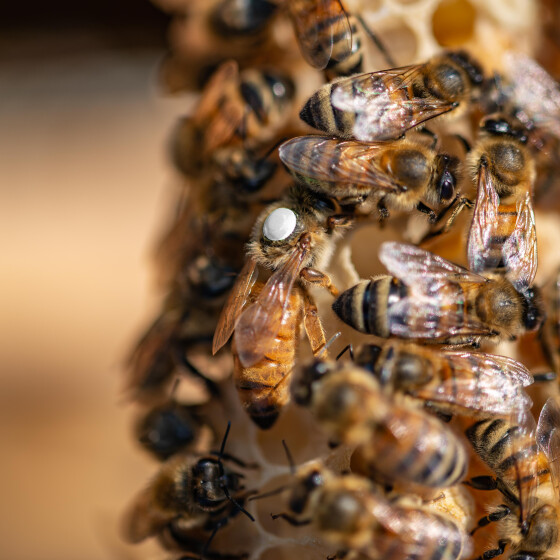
[1, 2, 180, 558]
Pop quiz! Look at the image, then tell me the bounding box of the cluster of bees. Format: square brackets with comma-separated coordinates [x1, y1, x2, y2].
[121, 1, 560, 560]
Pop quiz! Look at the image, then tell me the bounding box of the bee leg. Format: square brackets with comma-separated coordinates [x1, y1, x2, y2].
[327, 214, 355, 231]
[420, 196, 474, 243]
[532, 371, 557, 383]
[377, 198, 390, 224]
[474, 539, 509, 560]
[469, 505, 511, 535]
[416, 201, 438, 223]
[454, 134, 472, 154]
[270, 512, 311, 526]
[418, 127, 439, 150]
[300, 268, 339, 297]
[303, 291, 327, 356]
[172, 344, 221, 397]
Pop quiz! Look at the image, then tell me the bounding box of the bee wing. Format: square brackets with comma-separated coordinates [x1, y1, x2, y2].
[510, 407, 540, 529]
[416, 351, 533, 416]
[380, 242, 487, 285]
[502, 192, 537, 290]
[504, 52, 560, 138]
[194, 60, 239, 125]
[287, 0, 352, 70]
[468, 163, 537, 288]
[278, 136, 402, 192]
[212, 258, 258, 355]
[537, 396, 560, 501]
[379, 242, 494, 339]
[331, 65, 456, 142]
[369, 498, 471, 559]
[233, 242, 308, 367]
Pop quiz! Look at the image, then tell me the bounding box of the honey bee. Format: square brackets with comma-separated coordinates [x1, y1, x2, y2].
[332, 241, 544, 346]
[354, 341, 533, 419]
[270, 463, 471, 560]
[465, 397, 560, 560]
[467, 115, 537, 281]
[299, 50, 483, 142]
[213, 184, 351, 428]
[294, 360, 468, 489]
[279, 135, 459, 218]
[123, 423, 255, 551]
[211, 0, 279, 38]
[126, 256, 240, 401]
[286, 0, 393, 80]
[540, 267, 560, 378]
[136, 400, 211, 461]
[173, 60, 295, 174]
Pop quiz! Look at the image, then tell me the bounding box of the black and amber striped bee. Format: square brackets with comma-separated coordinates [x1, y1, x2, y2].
[299, 50, 483, 142]
[294, 359, 468, 490]
[332, 242, 544, 346]
[279, 134, 459, 219]
[466, 397, 560, 560]
[270, 463, 471, 560]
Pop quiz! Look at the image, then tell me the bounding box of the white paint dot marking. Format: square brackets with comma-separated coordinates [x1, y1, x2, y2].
[262, 207, 297, 241]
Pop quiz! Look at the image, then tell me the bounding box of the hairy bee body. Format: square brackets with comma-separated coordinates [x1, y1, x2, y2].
[233, 281, 304, 429]
[300, 50, 483, 142]
[466, 414, 560, 560]
[278, 465, 469, 560]
[297, 362, 468, 489]
[333, 243, 544, 345]
[279, 136, 458, 213]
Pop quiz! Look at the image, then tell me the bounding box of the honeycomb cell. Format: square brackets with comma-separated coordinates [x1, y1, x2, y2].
[365, 15, 418, 67]
[432, 0, 477, 46]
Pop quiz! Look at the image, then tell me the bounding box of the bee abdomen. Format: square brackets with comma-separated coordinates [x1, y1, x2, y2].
[332, 277, 395, 337]
[299, 84, 355, 137]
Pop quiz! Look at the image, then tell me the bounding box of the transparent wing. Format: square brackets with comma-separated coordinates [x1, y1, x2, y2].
[278, 136, 401, 192]
[380, 242, 487, 285]
[467, 159, 500, 274]
[331, 65, 456, 142]
[509, 407, 540, 529]
[415, 351, 533, 415]
[379, 242, 493, 339]
[233, 239, 309, 367]
[468, 162, 537, 289]
[288, 0, 352, 70]
[212, 258, 257, 354]
[504, 51, 560, 138]
[537, 396, 560, 502]
[194, 60, 239, 124]
[502, 192, 537, 290]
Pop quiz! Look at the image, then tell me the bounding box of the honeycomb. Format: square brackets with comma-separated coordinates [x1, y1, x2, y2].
[122, 1, 560, 559]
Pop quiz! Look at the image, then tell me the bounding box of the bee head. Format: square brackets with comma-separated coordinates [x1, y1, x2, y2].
[289, 468, 324, 514]
[293, 359, 334, 406]
[446, 50, 484, 86]
[520, 285, 546, 332]
[434, 154, 459, 202]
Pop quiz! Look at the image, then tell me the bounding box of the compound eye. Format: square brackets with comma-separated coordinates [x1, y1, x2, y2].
[263, 207, 297, 241]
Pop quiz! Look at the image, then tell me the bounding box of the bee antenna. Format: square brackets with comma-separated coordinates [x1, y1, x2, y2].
[218, 421, 232, 462]
[282, 440, 296, 475]
[222, 485, 256, 523]
[248, 485, 287, 501]
[336, 344, 353, 361]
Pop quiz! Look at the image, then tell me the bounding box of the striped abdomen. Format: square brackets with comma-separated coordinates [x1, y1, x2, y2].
[371, 506, 465, 560]
[465, 417, 547, 492]
[299, 73, 413, 139]
[233, 287, 303, 429]
[325, 15, 363, 79]
[333, 277, 483, 344]
[354, 405, 468, 489]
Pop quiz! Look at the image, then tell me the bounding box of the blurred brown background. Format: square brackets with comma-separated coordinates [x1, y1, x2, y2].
[1, 2, 182, 558]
